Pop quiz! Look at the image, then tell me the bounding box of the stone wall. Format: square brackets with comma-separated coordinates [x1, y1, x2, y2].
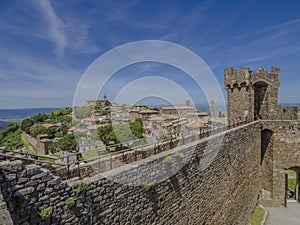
[0, 122, 261, 225]
[261, 120, 300, 206]
[278, 106, 299, 120]
[261, 129, 274, 196]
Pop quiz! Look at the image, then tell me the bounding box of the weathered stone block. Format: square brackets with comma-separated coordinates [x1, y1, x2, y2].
[0, 160, 23, 171]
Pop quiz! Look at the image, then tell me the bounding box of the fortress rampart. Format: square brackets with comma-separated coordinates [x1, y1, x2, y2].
[0, 66, 299, 225]
[0, 122, 261, 225]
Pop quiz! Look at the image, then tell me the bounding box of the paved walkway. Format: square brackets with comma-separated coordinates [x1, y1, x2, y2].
[266, 201, 300, 225]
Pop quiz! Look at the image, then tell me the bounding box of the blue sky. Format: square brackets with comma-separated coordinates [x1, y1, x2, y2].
[0, 0, 299, 109]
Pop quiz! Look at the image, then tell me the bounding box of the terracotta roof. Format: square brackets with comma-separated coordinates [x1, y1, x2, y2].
[42, 123, 62, 129]
[83, 117, 99, 122]
[68, 127, 77, 132]
[75, 128, 88, 133]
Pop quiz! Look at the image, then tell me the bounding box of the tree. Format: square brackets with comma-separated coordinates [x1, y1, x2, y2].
[29, 124, 46, 137]
[31, 113, 49, 123]
[42, 128, 56, 139]
[97, 120, 144, 146]
[130, 119, 144, 139]
[48, 134, 77, 153]
[74, 107, 93, 119]
[21, 118, 34, 133]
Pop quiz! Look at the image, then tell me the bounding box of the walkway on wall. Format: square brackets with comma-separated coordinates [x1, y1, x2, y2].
[266, 202, 300, 225]
[0, 119, 251, 180]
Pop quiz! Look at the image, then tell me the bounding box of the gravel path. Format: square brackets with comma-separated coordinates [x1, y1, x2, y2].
[266, 201, 300, 225]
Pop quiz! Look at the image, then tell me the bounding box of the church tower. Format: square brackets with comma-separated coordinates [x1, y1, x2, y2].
[210, 99, 215, 119]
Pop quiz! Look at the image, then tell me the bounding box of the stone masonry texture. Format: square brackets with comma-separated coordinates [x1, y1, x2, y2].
[0, 122, 262, 225]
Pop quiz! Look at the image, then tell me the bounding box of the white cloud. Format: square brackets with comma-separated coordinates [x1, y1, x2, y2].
[31, 0, 66, 55]
[28, 0, 99, 56]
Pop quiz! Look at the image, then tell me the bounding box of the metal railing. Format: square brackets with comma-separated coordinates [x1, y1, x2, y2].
[0, 118, 252, 180]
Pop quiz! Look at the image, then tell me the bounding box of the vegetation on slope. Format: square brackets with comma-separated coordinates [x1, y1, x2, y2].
[97, 119, 144, 145]
[0, 124, 24, 150]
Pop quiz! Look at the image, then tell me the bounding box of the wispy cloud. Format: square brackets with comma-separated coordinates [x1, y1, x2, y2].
[27, 0, 99, 56]
[31, 0, 66, 55]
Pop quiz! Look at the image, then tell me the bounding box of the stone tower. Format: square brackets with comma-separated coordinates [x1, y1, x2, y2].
[224, 66, 280, 122]
[210, 99, 215, 118]
[186, 98, 190, 107]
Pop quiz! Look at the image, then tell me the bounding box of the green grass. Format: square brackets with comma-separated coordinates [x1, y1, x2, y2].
[143, 182, 154, 192]
[81, 150, 100, 160]
[37, 156, 56, 163]
[250, 206, 265, 225]
[286, 170, 297, 191]
[288, 178, 296, 191]
[39, 207, 53, 220]
[80, 149, 106, 161]
[162, 155, 172, 163]
[22, 133, 37, 154]
[286, 170, 296, 177]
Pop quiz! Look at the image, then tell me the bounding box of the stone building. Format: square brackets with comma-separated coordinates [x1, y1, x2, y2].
[159, 106, 195, 116]
[36, 134, 52, 155]
[86, 93, 109, 107]
[129, 104, 159, 122]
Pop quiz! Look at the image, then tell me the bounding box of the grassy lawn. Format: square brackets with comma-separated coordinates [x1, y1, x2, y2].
[22, 133, 37, 154]
[250, 206, 265, 225]
[289, 178, 296, 191]
[37, 156, 56, 163]
[81, 150, 99, 160]
[286, 170, 297, 191]
[80, 149, 107, 161]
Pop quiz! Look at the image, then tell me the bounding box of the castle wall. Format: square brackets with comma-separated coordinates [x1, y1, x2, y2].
[0, 122, 261, 225]
[261, 129, 274, 196]
[278, 106, 299, 120]
[226, 86, 250, 122]
[261, 120, 300, 206]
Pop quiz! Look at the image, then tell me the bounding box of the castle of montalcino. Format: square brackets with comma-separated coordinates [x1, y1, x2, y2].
[0, 67, 299, 225]
[225, 66, 298, 122]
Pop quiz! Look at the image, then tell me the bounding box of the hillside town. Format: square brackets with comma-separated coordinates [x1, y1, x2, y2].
[3, 95, 222, 160]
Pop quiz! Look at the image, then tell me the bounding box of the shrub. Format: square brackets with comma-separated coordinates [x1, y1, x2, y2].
[73, 182, 88, 196]
[143, 183, 154, 192]
[132, 212, 139, 221]
[162, 155, 172, 163]
[65, 197, 74, 207]
[81, 210, 88, 215]
[174, 152, 184, 158]
[39, 207, 53, 220]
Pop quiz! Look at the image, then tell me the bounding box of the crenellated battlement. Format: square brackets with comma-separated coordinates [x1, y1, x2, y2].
[225, 66, 281, 122]
[224, 66, 280, 90]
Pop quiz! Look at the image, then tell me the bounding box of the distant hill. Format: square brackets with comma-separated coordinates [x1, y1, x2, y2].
[0, 120, 11, 131]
